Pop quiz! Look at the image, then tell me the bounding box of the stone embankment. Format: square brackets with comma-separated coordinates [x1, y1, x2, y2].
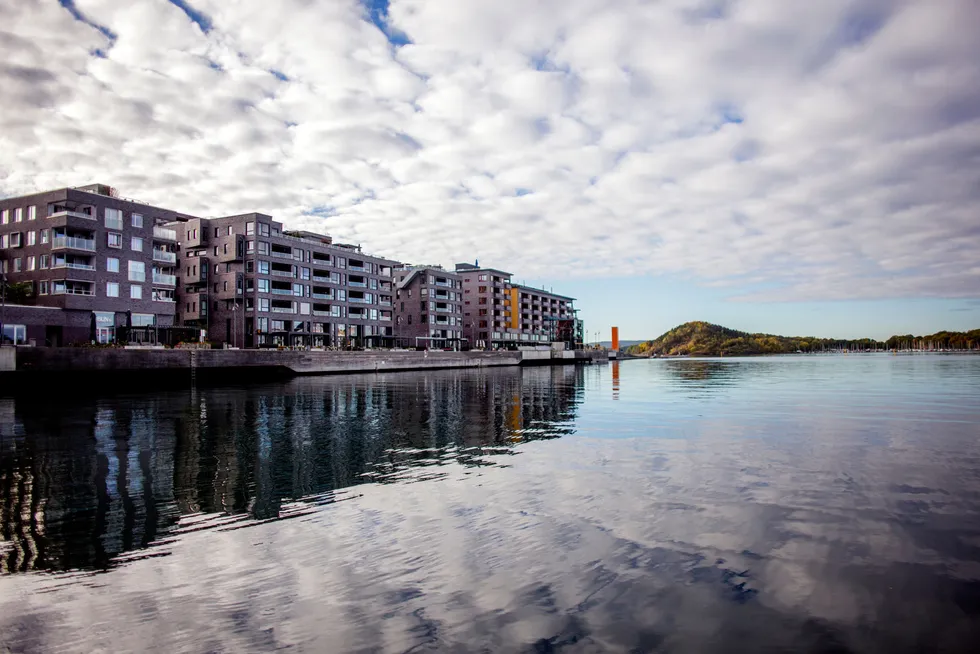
[0, 347, 610, 386]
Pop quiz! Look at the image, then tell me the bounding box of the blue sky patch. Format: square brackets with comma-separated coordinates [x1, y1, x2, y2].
[58, 0, 116, 42]
[167, 0, 213, 34]
[362, 0, 412, 47]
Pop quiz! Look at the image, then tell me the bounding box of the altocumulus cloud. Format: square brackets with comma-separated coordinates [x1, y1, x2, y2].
[1, 0, 978, 301]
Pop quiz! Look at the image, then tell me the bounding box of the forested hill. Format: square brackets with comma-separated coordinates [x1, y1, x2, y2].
[625, 321, 980, 357]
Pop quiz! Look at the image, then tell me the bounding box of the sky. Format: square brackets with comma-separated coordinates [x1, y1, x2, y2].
[1, 0, 978, 341]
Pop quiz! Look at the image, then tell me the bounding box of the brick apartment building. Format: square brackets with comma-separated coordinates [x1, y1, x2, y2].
[0, 183, 581, 349]
[0, 184, 186, 345]
[393, 265, 464, 348]
[170, 214, 398, 348]
[455, 263, 580, 349]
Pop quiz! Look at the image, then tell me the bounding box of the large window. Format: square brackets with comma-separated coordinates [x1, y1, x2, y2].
[107, 257, 119, 273]
[108, 232, 122, 248]
[128, 260, 145, 282]
[132, 213, 143, 228]
[130, 285, 143, 300]
[105, 208, 123, 229]
[258, 260, 269, 274]
[1, 324, 26, 345]
[258, 279, 270, 293]
[106, 282, 120, 297]
[131, 236, 143, 252]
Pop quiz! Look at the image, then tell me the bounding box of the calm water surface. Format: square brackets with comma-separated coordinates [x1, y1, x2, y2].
[2, 356, 980, 652]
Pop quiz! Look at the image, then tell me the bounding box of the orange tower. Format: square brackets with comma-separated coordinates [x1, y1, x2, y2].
[611, 326, 619, 351]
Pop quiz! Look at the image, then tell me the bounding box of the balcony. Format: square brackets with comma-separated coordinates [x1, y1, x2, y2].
[348, 280, 367, 288]
[271, 288, 293, 296]
[153, 226, 177, 241]
[434, 280, 453, 287]
[152, 291, 176, 302]
[153, 249, 177, 263]
[270, 306, 295, 314]
[270, 250, 293, 259]
[349, 296, 372, 304]
[152, 272, 177, 286]
[312, 310, 334, 317]
[348, 263, 370, 272]
[52, 236, 96, 252]
[312, 292, 333, 300]
[52, 282, 95, 296]
[270, 269, 295, 278]
[52, 262, 95, 271]
[48, 210, 95, 221]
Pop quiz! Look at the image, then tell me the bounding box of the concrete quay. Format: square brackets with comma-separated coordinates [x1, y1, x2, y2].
[0, 347, 609, 385]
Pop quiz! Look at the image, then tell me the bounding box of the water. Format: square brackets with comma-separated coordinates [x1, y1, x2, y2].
[2, 356, 980, 653]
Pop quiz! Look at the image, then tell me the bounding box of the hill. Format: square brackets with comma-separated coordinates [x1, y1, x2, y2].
[624, 322, 980, 357]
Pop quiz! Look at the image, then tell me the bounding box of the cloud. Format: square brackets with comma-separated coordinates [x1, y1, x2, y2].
[0, 0, 978, 301]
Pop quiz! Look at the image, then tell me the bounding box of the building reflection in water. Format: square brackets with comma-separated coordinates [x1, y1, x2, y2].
[0, 366, 584, 574]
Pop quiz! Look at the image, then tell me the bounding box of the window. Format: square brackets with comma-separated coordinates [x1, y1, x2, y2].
[130, 285, 143, 300]
[301, 267, 310, 280]
[258, 261, 269, 274]
[222, 281, 228, 292]
[128, 260, 145, 282]
[131, 236, 143, 252]
[106, 257, 119, 273]
[106, 282, 120, 297]
[108, 232, 122, 248]
[258, 279, 270, 293]
[28, 206, 36, 221]
[12, 258, 21, 272]
[246, 222, 254, 235]
[27, 231, 35, 246]
[258, 223, 270, 237]
[246, 260, 254, 273]
[246, 240, 255, 254]
[40, 229, 49, 244]
[40, 254, 49, 269]
[258, 241, 269, 255]
[132, 213, 143, 228]
[14, 208, 23, 222]
[27, 256, 35, 271]
[226, 226, 233, 236]
[2, 324, 26, 345]
[213, 227, 219, 237]
[0, 210, 7, 224]
[9, 233, 21, 248]
[131, 313, 154, 327]
[39, 281, 48, 295]
[478, 274, 487, 281]
[259, 298, 270, 312]
[105, 208, 123, 229]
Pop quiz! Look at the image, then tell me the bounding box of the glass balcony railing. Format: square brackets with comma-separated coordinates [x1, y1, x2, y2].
[52, 236, 96, 251]
[153, 226, 177, 241]
[152, 272, 177, 285]
[153, 249, 177, 263]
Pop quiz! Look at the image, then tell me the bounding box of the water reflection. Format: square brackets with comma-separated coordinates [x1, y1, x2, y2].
[0, 366, 583, 574]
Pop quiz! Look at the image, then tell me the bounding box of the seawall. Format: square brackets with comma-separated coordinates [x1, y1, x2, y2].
[0, 347, 609, 388]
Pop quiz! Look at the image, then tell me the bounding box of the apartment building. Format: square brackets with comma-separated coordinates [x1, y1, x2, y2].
[0, 184, 186, 345]
[393, 265, 464, 348]
[171, 215, 398, 348]
[455, 263, 581, 349]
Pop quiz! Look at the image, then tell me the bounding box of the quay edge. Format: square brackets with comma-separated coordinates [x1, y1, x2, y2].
[0, 347, 610, 387]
